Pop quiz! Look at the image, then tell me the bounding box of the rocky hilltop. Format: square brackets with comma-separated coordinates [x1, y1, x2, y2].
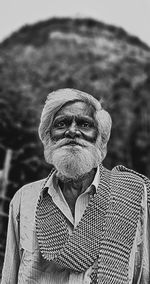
[0, 17, 150, 197]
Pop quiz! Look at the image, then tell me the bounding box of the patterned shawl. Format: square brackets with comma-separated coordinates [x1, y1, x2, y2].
[36, 164, 149, 283]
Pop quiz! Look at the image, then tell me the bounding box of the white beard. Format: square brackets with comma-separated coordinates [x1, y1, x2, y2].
[44, 138, 102, 180]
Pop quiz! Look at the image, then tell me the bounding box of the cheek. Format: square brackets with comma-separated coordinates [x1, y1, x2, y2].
[50, 129, 65, 141]
[83, 129, 98, 142]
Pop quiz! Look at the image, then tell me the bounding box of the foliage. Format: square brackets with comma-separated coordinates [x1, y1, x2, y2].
[0, 17, 150, 194]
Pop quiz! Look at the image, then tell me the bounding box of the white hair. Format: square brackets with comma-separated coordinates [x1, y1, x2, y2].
[38, 88, 112, 161]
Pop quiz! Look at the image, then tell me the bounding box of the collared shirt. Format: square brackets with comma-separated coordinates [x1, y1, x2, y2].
[1, 167, 150, 283]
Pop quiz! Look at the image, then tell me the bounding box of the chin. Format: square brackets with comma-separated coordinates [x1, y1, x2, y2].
[45, 142, 102, 180]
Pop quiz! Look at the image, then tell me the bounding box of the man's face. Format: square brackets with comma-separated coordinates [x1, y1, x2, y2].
[45, 101, 102, 180]
[50, 101, 98, 144]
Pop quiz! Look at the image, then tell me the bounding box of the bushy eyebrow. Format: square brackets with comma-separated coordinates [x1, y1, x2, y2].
[53, 115, 95, 123]
[52, 115, 97, 130]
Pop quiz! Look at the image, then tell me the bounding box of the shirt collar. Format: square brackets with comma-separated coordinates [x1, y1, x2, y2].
[42, 165, 100, 198]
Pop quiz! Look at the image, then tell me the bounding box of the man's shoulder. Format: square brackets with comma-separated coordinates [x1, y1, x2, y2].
[17, 178, 46, 197]
[20, 178, 46, 193]
[11, 178, 46, 207]
[111, 165, 145, 184]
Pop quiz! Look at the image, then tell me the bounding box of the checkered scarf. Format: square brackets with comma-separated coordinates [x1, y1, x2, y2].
[36, 165, 147, 283]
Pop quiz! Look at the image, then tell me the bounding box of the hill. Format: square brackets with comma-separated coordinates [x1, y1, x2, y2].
[0, 17, 150, 199]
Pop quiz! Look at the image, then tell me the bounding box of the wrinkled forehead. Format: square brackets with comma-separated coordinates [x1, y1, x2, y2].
[53, 99, 96, 120]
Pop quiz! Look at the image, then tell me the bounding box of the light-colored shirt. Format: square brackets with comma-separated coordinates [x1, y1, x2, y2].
[1, 167, 150, 283]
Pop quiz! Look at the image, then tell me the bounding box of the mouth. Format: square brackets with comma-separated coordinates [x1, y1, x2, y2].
[63, 141, 82, 146]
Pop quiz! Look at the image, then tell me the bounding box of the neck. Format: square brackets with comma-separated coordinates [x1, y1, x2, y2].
[58, 168, 96, 216]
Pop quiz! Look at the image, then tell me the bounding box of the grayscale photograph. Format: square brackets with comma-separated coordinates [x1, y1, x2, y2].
[0, 0, 150, 283]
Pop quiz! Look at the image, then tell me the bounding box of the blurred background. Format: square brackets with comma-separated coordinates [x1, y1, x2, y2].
[0, 0, 150, 277]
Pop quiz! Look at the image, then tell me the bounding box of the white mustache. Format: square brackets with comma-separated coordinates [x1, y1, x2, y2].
[53, 138, 90, 148]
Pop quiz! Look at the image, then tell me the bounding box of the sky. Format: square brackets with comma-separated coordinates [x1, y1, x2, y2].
[0, 0, 150, 46]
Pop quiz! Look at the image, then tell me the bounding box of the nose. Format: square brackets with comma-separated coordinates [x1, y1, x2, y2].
[65, 121, 81, 139]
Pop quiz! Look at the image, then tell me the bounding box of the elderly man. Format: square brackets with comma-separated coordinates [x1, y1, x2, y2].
[1, 88, 150, 283]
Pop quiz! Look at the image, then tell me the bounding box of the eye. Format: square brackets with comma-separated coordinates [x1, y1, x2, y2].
[81, 122, 90, 128]
[54, 121, 66, 128]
